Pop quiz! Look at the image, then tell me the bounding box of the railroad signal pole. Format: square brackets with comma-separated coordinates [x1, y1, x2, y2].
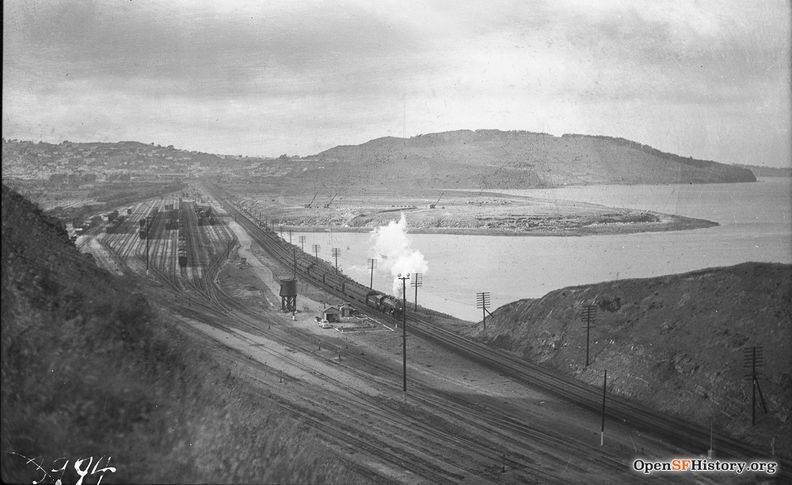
[476, 292, 491, 330]
[288, 230, 293, 245]
[743, 346, 768, 426]
[411, 273, 423, 311]
[332, 247, 340, 273]
[299, 235, 306, 251]
[367, 258, 376, 289]
[398, 273, 411, 398]
[312, 244, 320, 261]
[581, 304, 598, 367]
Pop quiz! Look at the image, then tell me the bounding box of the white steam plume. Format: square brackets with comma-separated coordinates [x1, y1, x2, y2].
[370, 213, 428, 296]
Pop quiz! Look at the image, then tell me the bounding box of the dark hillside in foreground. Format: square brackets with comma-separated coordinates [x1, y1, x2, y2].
[474, 263, 791, 458]
[0, 185, 365, 483]
[306, 130, 757, 189]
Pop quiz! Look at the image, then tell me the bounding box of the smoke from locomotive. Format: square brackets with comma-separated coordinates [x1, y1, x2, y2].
[369, 213, 428, 295]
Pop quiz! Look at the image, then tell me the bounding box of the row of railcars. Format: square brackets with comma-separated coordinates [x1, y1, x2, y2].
[292, 255, 404, 318]
[138, 207, 159, 239]
[164, 209, 179, 230]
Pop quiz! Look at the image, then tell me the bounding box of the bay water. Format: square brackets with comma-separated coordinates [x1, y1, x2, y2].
[294, 178, 791, 321]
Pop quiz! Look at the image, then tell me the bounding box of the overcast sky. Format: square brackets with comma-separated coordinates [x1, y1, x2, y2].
[3, 0, 790, 166]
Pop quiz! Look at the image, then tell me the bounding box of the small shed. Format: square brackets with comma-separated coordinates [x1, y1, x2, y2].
[339, 303, 356, 318]
[322, 307, 341, 323]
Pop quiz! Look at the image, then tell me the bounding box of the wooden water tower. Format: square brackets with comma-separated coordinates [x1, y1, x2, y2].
[279, 278, 297, 312]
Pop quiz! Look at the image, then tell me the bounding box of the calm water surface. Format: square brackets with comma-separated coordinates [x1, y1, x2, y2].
[295, 178, 791, 321]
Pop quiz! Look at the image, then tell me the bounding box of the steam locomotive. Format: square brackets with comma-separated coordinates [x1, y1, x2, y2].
[295, 258, 404, 317]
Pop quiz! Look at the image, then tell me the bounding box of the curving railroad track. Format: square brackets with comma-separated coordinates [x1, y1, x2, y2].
[91, 187, 785, 482]
[206, 182, 790, 480]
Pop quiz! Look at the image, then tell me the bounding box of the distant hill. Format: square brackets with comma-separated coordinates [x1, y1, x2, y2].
[1, 139, 251, 180]
[308, 130, 756, 188]
[736, 164, 792, 177]
[3, 131, 761, 190]
[474, 262, 791, 457]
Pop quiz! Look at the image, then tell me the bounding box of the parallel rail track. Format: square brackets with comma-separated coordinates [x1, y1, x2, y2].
[208, 183, 790, 478]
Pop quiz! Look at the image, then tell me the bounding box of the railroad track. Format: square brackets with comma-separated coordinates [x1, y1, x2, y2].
[93, 187, 778, 482]
[207, 183, 790, 478]
[175, 298, 612, 483]
[150, 196, 620, 481]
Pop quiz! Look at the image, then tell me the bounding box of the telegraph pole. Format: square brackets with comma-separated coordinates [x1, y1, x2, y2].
[313, 244, 320, 261]
[601, 369, 607, 446]
[398, 273, 410, 398]
[411, 273, 423, 311]
[367, 258, 376, 289]
[288, 230, 293, 245]
[581, 304, 598, 367]
[145, 216, 151, 275]
[299, 235, 306, 251]
[332, 248, 340, 273]
[476, 292, 491, 330]
[743, 346, 768, 426]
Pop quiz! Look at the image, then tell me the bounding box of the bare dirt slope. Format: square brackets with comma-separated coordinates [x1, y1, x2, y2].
[473, 263, 792, 459]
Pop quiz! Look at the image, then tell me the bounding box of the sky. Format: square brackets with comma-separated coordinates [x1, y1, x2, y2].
[3, 0, 790, 167]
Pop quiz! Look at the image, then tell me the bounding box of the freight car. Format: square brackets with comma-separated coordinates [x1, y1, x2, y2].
[177, 235, 188, 267]
[164, 210, 179, 230]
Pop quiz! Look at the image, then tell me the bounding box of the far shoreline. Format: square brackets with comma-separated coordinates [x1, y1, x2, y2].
[272, 215, 718, 238]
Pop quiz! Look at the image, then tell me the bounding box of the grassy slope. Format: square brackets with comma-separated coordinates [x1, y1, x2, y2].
[308, 130, 757, 189]
[474, 263, 792, 458]
[1, 185, 366, 483]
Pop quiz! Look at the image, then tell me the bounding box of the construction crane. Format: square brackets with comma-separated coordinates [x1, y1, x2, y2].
[429, 192, 444, 209]
[304, 192, 318, 208]
[323, 193, 337, 208]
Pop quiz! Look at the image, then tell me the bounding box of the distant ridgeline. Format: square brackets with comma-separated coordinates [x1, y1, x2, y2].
[2, 131, 765, 189]
[309, 130, 757, 189]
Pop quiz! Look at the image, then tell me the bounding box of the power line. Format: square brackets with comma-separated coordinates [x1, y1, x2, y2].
[411, 272, 423, 310]
[367, 258, 376, 289]
[476, 291, 491, 330]
[581, 303, 598, 367]
[743, 346, 768, 426]
[398, 273, 411, 399]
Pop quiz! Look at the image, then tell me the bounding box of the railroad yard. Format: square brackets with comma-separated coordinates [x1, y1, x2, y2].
[65, 183, 785, 483]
